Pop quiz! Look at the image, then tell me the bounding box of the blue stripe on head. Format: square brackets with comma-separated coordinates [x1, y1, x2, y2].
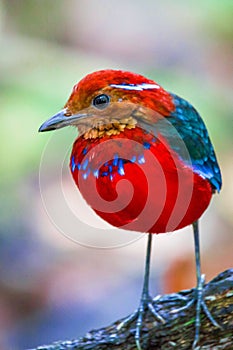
[110, 83, 159, 91]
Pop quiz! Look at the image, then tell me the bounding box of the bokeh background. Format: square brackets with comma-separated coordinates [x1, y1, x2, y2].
[0, 1, 232, 349]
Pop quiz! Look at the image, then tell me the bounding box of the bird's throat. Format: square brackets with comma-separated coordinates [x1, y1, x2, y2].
[81, 116, 137, 139]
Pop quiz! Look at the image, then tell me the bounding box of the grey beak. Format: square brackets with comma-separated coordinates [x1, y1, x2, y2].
[38, 110, 68, 132]
[39, 109, 88, 132]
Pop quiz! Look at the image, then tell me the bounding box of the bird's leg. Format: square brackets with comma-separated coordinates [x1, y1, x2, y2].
[134, 233, 165, 350]
[191, 220, 222, 349]
[117, 234, 165, 350]
[165, 221, 222, 348]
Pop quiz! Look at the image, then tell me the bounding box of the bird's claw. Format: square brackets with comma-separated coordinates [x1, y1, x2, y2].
[192, 274, 222, 349]
[172, 274, 222, 349]
[117, 295, 165, 350]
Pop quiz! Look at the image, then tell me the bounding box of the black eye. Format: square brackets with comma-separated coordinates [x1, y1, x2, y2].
[93, 94, 110, 109]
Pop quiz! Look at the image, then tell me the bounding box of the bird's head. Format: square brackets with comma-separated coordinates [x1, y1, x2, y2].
[39, 69, 174, 139]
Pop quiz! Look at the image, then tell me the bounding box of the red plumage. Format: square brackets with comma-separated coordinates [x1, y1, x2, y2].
[70, 126, 212, 233]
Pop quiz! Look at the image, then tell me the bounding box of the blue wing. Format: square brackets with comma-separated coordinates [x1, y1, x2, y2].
[165, 93, 222, 192]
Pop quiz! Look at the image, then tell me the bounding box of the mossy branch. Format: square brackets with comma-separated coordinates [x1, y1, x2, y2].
[31, 269, 233, 350]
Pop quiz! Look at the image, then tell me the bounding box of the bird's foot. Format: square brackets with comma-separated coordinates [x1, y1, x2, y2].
[192, 274, 222, 349]
[117, 294, 165, 350]
[172, 274, 222, 349]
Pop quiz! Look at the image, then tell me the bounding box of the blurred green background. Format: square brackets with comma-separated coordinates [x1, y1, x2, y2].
[0, 1, 232, 349]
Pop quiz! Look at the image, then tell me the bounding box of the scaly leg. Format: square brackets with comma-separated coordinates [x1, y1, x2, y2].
[117, 233, 165, 350]
[192, 220, 221, 349]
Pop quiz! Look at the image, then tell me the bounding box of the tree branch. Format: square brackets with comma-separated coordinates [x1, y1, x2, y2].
[31, 269, 233, 350]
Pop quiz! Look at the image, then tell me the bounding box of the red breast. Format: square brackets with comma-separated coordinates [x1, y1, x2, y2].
[70, 127, 212, 233]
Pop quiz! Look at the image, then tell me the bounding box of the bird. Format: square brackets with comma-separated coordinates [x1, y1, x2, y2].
[39, 69, 222, 349]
